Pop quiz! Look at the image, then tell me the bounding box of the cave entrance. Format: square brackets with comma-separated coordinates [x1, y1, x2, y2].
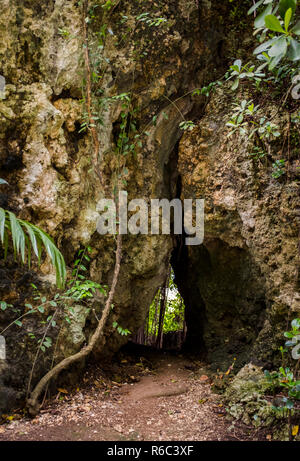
[132, 267, 187, 352]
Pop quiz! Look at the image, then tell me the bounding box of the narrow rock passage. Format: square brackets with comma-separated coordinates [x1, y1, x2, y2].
[0, 352, 261, 441]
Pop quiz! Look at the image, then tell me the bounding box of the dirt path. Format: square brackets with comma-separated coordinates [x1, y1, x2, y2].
[0, 351, 258, 441]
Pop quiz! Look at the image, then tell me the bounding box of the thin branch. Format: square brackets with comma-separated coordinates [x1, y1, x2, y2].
[83, 0, 104, 186]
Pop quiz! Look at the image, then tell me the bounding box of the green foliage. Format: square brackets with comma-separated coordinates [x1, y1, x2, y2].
[58, 28, 71, 38]
[0, 247, 106, 340]
[101, 0, 115, 11]
[226, 112, 248, 137]
[226, 99, 281, 165]
[66, 248, 106, 301]
[226, 99, 260, 137]
[255, 117, 281, 139]
[264, 318, 300, 414]
[226, 60, 266, 90]
[249, 0, 300, 70]
[0, 203, 66, 288]
[136, 12, 168, 27]
[37, 336, 52, 353]
[112, 321, 131, 336]
[147, 273, 185, 337]
[179, 120, 196, 131]
[250, 146, 267, 160]
[272, 158, 286, 177]
[192, 80, 223, 97]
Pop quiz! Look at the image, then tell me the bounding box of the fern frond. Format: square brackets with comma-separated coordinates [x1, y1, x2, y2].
[0, 208, 66, 288]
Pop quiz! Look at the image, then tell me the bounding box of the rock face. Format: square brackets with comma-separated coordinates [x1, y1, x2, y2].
[174, 86, 300, 370]
[0, 0, 299, 412]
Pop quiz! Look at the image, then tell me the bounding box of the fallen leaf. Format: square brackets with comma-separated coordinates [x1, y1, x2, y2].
[0, 427, 5, 433]
[57, 388, 68, 394]
[199, 375, 209, 382]
[266, 434, 272, 441]
[292, 426, 299, 437]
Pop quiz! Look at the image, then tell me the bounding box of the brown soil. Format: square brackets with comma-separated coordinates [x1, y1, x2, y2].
[0, 349, 267, 441]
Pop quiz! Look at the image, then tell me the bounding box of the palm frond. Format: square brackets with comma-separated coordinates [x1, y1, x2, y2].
[0, 208, 66, 288]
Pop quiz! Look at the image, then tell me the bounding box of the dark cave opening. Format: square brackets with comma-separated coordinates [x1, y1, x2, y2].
[171, 237, 268, 371]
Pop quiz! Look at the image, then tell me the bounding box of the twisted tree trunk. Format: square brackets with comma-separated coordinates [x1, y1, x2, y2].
[27, 234, 122, 416]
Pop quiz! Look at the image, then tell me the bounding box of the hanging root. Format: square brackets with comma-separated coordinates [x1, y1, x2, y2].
[26, 234, 122, 416]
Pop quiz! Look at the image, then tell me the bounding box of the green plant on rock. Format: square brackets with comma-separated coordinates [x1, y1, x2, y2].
[226, 99, 257, 137]
[272, 158, 286, 177]
[264, 318, 300, 439]
[0, 180, 66, 288]
[225, 60, 266, 90]
[249, 0, 300, 70]
[192, 80, 223, 97]
[112, 321, 131, 336]
[255, 117, 281, 140]
[250, 145, 267, 160]
[136, 12, 168, 28]
[179, 120, 196, 131]
[0, 247, 105, 336]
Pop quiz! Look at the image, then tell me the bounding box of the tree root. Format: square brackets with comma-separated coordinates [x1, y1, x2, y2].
[26, 234, 122, 416]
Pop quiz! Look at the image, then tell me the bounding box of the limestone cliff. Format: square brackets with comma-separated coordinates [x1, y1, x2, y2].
[0, 0, 299, 412]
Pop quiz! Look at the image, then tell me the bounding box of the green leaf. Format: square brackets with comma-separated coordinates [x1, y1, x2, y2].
[265, 14, 285, 33]
[268, 51, 285, 69]
[284, 8, 292, 31]
[268, 36, 288, 56]
[254, 4, 273, 29]
[248, 0, 265, 15]
[14, 320, 22, 327]
[0, 208, 6, 244]
[0, 301, 7, 311]
[291, 318, 300, 329]
[231, 78, 239, 90]
[254, 38, 278, 54]
[233, 59, 242, 71]
[278, 0, 296, 19]
[8, 211, 25, 263]
[292, 20, 300, 35]
[288, 38, 300, 60]
[38, 306, 45, 313]
[0, 208, 66, 288]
